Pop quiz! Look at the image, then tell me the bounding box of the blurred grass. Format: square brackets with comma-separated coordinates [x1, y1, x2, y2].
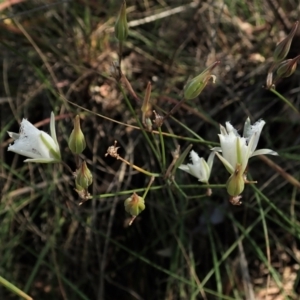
[1, 0, 300, 299]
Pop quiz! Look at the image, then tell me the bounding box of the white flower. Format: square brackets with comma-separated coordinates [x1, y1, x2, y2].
[212, 118, 278, 175]
[179, 150, 215, 183]
[7, 112, 61, 163]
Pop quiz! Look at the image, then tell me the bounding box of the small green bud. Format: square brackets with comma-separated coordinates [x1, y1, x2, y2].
[276, 54, 300, 79]
[273, 21, 298, 63]
[144, 117, 152, 131]
[75, 161, 93, 190]
[226, 165, 245, 196]
[68, 115, 86, 154]
[124, 192, 145, 216]
[115, 1, 129, 42]
[183, 61, 220, 100]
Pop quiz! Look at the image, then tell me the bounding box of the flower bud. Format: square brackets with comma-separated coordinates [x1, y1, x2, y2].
[124, 192, 145, 216]
[68, 115, 86, 154]
[75, 161, 93, 190]
[265, 71, 274, 89]
[141, 82, 151, 113]
[273, 21, 298, 63]
[226, 165, 245, 196]
[115, 1, 129, 42]
[144, 117, 152, 131]
[276, 55, 300, 79]
[183, 61, 219, 100]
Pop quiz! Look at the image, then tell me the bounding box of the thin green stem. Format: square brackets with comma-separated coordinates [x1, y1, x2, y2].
[0, 277, 33, 300]
[270, 88, 300, 114]
[158, 127, 166, 168]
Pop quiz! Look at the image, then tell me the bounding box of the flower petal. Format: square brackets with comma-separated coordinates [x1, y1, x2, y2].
[7, 131, 20, 140]
[178, 164, 192, 174]
[211, 147, 221, 152]
[215, 152, 235, 174]
[246, 120, 265, 151]
[242, 117, 251, 138]
[50, 112, 59, 150]
[225, 122, 239, 136]
[8, 143, 42, 159]
[199, 158, 210, 183]
[219, 132, 240, 169]
[251, 149, 278, 157]
[24, 158, 56, 163]
[207, 151, 215, 171]
[219, 124, 227, 135]
[189, 150, 200, 164]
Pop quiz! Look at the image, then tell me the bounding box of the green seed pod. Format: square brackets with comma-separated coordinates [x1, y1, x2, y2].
[276, 54, 300, 78]
[226, 165, 245, 196]
[273, 21, 298, 63]
[68, 115, 86, 154]
[183, 61, 219, 100]
[75, 161, 93, 190]
[115, 1, 129, 42]
[124, 193, 145, 216]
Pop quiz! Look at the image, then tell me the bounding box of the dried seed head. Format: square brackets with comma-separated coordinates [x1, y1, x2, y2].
[153, 110, 164, 128]
[105, 140, 120, 158]
[229, 195, 242, 205]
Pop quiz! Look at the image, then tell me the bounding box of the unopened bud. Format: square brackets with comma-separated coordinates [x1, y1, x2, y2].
[68, 115, 86, 154]
[115, 1, 128, 42]
[226, 165, 245, 196]
[183, 61, 219, 100]
[124, 192, 145, 216]
[141, 82, 151, 113]
[75, 161, 93, 190]
[144, 117, 152, 131]
[276, 55, 300, 78]
[265, 71, 274, 89]
[273, 21, 298, 63]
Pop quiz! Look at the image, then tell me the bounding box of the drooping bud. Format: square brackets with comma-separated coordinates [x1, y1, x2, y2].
[273, 21, 298, 63]
[226, 164, 245, 196]
[276, 55, 300, 79]
[68, 115, 86, 154]
[124, 192, 145, 216]
[114, 1, 129, 42]
[265, 71, 274, 89]
[75, 161, 93, 190]
[183, 61, 220, 100]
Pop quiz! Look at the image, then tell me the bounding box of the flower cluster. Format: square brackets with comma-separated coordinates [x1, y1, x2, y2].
[7, 112, 92, 202]
[179, 118, 278, 204]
